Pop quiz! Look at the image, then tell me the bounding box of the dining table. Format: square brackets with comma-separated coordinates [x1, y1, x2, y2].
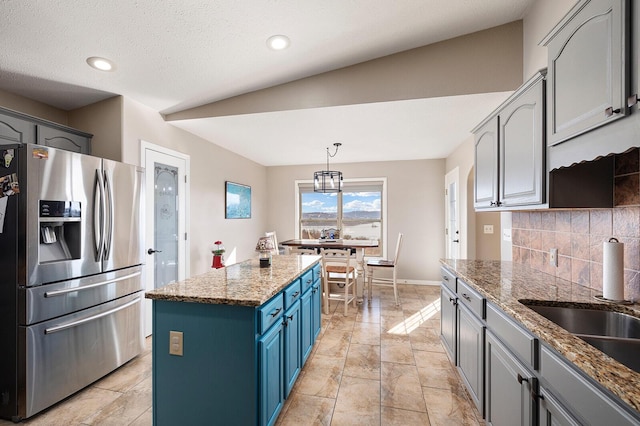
[280, 239, 379, 301]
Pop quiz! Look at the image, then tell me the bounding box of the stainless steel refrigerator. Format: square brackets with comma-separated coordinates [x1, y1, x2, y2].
[0, 144, 145, 421]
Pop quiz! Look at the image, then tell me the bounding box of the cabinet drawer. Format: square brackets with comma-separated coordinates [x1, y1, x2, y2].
[457, 279, 484, 319]
[312, 263, 321, 280]
[300, 268, 315, 292]
[258, 294, 284, 335]
[441, 267, 456, 292]
[486, 303, 537, 369]
[284, 280, 302, 310]
[540, 345, 639, 425]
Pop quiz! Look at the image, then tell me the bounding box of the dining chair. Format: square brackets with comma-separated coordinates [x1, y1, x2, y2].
[366, 233, 403, 306]
[320, 248, 356, 315]
[265, 231, 281, 255]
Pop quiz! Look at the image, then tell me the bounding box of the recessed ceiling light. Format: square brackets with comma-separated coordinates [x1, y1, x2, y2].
[266, 35, 290, 51]
[86, 56, 116, 71]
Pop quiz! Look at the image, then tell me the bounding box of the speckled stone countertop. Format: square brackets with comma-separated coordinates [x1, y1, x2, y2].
[440, 259, 640, 414]
[146, 255, 320, 307]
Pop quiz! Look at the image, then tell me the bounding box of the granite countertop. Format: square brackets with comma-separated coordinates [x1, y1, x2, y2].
[440, 259, 640, 414]
[146, 255, 321, 307]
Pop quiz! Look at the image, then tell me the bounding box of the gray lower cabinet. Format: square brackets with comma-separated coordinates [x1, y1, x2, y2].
[440, 267, 457, 361]
[543, 0, 629, 146]
[457, 303, 484, 414]
[485, 330, 536, 426]
[441, 268, 640, 425]
[538, 386, 580, 426]
[539, 345, 640, 426]
[440, 284, 456, 360]
[0, 111, 35, 145]
[473, 70, 546, 210]
[37, 124, 91, 154]
[455, 278, 485, 414]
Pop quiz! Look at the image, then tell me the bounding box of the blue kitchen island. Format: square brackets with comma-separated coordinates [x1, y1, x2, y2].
[145, 255, 322, 426]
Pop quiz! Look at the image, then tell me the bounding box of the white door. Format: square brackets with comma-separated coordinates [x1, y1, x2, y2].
[445, 167, 461, 260]
[141, 141, 190, 336]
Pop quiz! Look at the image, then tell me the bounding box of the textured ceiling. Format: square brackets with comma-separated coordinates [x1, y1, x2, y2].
[0, 0, 534, 165]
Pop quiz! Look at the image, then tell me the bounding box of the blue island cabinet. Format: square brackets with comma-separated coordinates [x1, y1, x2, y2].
[151, 261, 321, 426]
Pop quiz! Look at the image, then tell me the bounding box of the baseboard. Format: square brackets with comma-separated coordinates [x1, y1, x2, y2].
[396, 279, 440, 286]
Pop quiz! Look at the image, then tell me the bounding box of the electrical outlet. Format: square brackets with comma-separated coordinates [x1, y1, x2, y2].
[549, 248, 558, 267]
[169, 331, 183, 356]
[484, 225, 494, 234]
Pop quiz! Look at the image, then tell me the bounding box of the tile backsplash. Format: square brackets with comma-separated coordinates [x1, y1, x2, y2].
[511, 148, 640, 302]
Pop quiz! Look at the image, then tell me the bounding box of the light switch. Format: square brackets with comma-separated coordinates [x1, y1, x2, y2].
[483, 225, 494, 234]
[169, 331, 183, 356]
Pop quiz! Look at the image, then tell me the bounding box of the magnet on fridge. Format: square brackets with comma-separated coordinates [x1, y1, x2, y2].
[3, 149, 14, 168]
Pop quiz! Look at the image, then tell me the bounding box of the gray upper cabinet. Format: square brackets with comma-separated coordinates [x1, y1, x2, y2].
[543, 0, 629, 146]
[500, 73, 546, 207]
[37, 125, 91, 155]
[0, 111, 36, 145]
[0, 107, 92, 154]
[473, 116, 499, 209]
[473, 70, 546, 210]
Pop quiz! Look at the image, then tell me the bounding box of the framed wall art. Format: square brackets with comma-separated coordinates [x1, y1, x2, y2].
[225, 181, 251, 219]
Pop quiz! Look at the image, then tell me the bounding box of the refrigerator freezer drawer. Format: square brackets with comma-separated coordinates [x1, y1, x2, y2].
[20, 265, 144, 325]
[17, 291, 144, 419]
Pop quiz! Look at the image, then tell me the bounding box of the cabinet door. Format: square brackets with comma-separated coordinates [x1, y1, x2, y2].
[37, 125, 91, 154]
[539, 386, 580, 426]
[300, 288, 313, 365]
[259, 322, 284, 426]
[474, 116, 499, 209]
[440, 285, 457, 361]
[457, 303, 484, 413]
[0, 112, 35, 145]
[500, 78, 545, 207]
[283, 300, 301, 398]
[485, 330, 535, 426]
[311, 279, 322, 341]
[546, 0, 628, 146]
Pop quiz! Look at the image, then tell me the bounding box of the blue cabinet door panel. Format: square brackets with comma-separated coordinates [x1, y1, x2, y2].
[259, 322, 284, 426]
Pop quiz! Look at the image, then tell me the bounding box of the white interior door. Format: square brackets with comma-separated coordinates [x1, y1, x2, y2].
[445, 167, 461, 260]
[142, 141, 189, 336]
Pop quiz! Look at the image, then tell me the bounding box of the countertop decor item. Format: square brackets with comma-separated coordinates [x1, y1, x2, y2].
[314, 142, 343, 193]
[211, 240, 225, 269]
[256, 236, 275, 267]
[602, 237, 627, 302]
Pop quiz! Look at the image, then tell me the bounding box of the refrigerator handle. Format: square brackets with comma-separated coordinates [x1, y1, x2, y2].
[94, 169, 106, 261]
[104, 170, 114, 260]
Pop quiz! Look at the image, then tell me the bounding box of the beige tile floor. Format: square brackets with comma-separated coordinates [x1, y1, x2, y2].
[1, 284, 483, 425]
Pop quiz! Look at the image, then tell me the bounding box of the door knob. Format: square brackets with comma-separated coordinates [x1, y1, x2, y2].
[147, 248, 163, 255]
[452, 240, 460, 243]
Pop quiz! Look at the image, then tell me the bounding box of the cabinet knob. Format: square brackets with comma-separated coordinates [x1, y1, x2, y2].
[605, 106, 621, 117]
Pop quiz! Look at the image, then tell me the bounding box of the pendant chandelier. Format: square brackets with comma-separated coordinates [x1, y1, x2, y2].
[314, 143, 343, 193]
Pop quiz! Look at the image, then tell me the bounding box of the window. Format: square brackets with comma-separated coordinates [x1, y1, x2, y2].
[297, 179, 385, 257]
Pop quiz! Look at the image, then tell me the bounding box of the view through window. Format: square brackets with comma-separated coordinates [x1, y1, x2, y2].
[299, 180, 384, 256]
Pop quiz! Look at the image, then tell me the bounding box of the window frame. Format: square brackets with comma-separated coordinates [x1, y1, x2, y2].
[294, 177, 388, 258]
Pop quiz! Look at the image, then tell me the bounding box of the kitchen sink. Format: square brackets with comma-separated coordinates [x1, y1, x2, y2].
[521, 302, 640, 373]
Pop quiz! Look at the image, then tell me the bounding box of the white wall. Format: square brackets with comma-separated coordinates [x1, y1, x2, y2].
[119, 98, 269, 276]
[523, 0, 577, 78]
[267, 159, 445, 282]
[445, 136, 476, 259]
